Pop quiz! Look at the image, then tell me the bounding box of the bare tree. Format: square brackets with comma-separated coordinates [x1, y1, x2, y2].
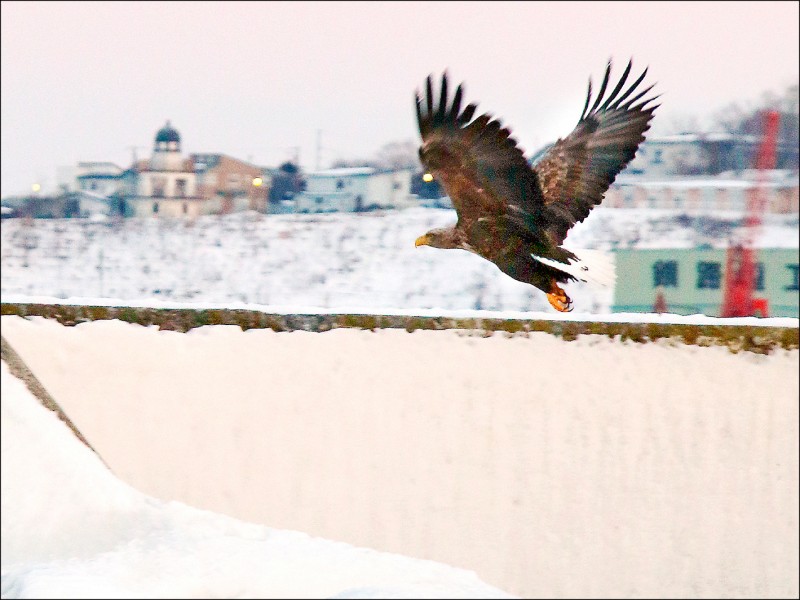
[329, 158, 380, 169]
[710, 82, 799, 169]
[374, 139, 421, 170]
[713, 83, 798, 138]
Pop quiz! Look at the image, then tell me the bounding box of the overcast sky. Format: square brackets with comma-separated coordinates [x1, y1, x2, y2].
[1, 0, 798, 197]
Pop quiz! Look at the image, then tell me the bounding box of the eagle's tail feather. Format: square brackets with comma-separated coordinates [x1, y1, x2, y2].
[533, 249, 616, 288]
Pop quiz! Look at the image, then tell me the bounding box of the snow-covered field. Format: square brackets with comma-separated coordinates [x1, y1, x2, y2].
[1, 315, 797, 598]
[2, 207, 797, 314]
[1, 207, 798, 598]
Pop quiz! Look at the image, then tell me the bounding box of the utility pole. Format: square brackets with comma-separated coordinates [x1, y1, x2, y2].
[127, 145, 146, 167]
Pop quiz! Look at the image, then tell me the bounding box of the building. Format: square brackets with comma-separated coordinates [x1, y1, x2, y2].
[122, 121, 205, 217]
[621, 132, 797, 178]
[612, 247, 799, 318]
[75, 162, 127, 197]
[0, 194, 80, 219]
[622, 134, 736, 177]
[294, 167, 416, 213]
[602, 171, 799, 213]
[191, 153, 270, 214]
[531, 133, 799, 214]
[68, 122, 270, 218]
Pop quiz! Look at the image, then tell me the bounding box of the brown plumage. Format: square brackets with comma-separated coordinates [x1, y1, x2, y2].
[414, 60, 659, 311]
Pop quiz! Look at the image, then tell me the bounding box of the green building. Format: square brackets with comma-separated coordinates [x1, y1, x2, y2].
[612, 247, 800, 317]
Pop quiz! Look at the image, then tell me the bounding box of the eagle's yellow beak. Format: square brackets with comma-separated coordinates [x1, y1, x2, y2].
[415, 234, 429, 247]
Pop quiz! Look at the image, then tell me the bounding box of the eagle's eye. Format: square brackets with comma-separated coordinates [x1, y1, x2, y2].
[422, 173, 434, 182]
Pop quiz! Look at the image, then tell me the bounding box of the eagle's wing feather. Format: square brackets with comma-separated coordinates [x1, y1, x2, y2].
[416, 73, 543, 227]
[534, 60, 659, 245]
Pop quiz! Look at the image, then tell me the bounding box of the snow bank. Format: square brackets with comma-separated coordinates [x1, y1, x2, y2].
[0, 356, 513, 599]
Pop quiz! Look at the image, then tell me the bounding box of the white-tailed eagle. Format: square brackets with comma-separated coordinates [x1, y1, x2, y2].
[414, 60, 659, 311]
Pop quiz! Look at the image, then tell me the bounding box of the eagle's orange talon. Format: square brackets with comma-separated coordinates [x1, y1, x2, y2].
[547, 284, 573, 312]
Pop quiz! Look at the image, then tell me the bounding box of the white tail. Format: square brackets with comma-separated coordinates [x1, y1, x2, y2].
[533, 249, 616, 288]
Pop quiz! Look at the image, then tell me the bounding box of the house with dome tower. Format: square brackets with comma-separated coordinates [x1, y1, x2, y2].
[123, 121, 205, 217]
[119, 121, 269, 217]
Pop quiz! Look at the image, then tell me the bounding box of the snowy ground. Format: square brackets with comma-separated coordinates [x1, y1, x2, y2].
[1, 316, 797, 598]
[1, 207, 797, 314]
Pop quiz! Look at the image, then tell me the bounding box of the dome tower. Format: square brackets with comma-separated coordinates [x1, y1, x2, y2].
[150, 120, 183, 171]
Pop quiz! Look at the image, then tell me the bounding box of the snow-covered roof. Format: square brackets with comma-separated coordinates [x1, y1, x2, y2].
[631, 179, 754, 189]
[76, 162, 124, 177]
[310, 167, 376, 177]
[77, 189, 113, 201]
[646, 133, 760, 144]
[614, 171, 799, 189]
[717, 169, 799, 183]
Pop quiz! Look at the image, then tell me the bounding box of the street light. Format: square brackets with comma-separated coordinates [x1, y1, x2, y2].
[251, 176, 266, 212]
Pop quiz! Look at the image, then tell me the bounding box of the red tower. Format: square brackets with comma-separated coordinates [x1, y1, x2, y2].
[720, 110, 780, 318]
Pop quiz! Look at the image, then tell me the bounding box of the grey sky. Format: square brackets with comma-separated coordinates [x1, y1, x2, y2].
[1, 0, 798, 197]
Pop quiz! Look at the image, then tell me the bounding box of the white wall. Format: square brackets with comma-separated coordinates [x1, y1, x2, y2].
[366, 170, 413, 209]
[1, 315, 797, 599]
[297, 170, 413, 212]
[129, 197, 204, 218]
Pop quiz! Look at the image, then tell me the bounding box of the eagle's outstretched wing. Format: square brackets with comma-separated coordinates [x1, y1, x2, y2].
[415, 73, 543, 228]
[534, 60, 659, 245]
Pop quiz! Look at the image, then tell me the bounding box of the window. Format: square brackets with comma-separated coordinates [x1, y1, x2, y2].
[786, 264, 799, 291]
[624, 191, 633, 207]
[152, 177, 166, 198]
[697, 261, 721, 289]
[755, 262, 765, 291]
[175, 179, 187, 198]
[152, 202, 159, 214]
[652, 260, 678, 287]
[652, 149, 663, 164]
[336, 179, 344, 190]
[182, 202, 188, 215]
[227, 174, 241, 189]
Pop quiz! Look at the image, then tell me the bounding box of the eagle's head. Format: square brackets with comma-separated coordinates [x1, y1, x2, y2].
[415, 226, 463, 250]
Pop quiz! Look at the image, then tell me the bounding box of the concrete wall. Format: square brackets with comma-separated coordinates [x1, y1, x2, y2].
[1, 315, 797, 598]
